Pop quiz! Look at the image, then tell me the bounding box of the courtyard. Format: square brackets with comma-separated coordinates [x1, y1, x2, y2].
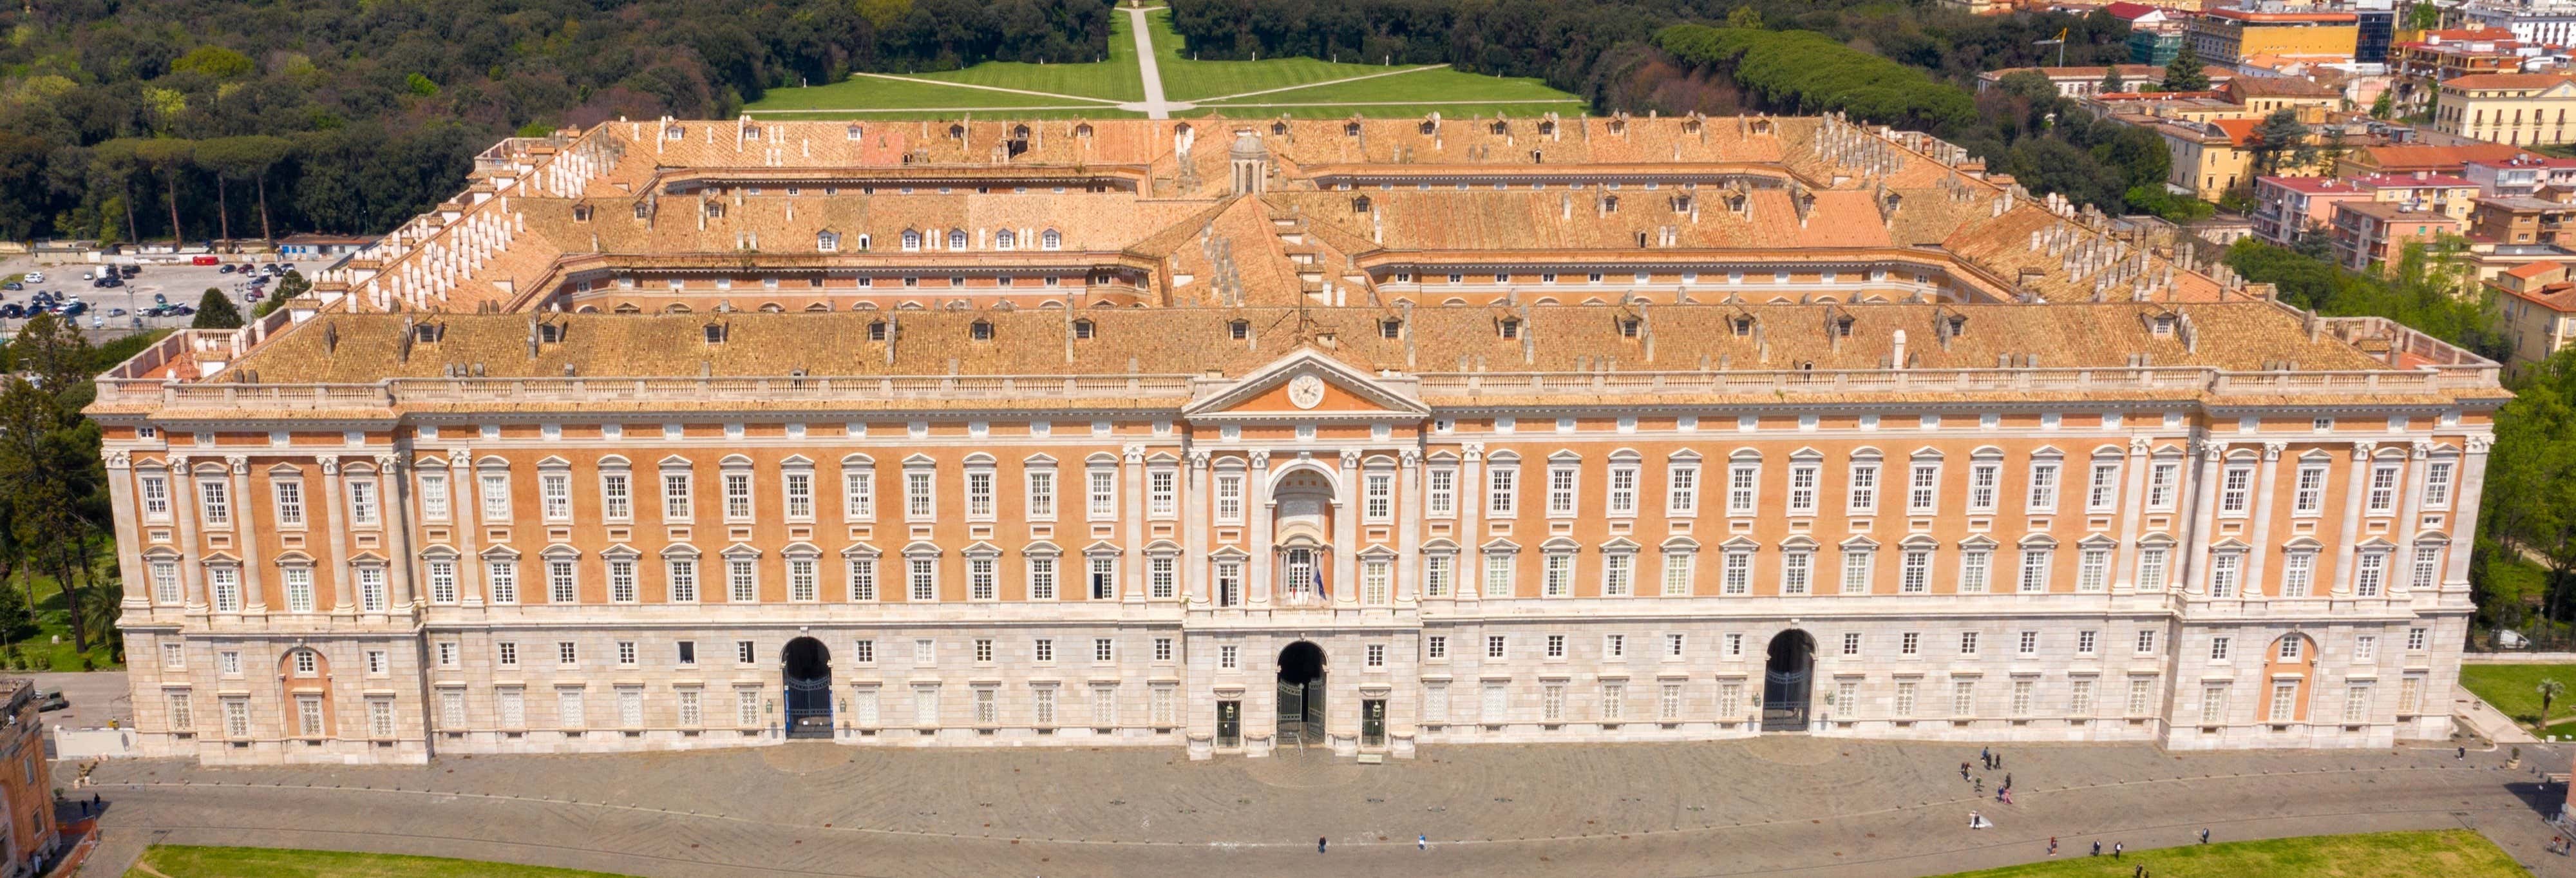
[75, 734, 2576, 877]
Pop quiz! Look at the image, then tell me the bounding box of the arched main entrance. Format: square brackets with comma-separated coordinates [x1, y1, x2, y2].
[1761, 630, 1816, 732]
[1276, 642, 1327, 748]
[782, 637, 832, 739]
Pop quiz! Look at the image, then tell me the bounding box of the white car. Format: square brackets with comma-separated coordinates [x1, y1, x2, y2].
[23, 271, 42, 283]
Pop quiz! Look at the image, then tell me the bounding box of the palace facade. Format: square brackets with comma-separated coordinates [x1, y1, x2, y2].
[90, 115, 2505, 764]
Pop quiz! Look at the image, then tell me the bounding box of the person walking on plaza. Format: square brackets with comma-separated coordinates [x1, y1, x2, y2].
[2091, 841, 2102, 857]
[1318, 837, 1327, 854]
[2114, 841, 2124, 859]
[2048, 836, 2058, 856]
[1962, 761, 1973, 781]
[1418, 834, 1427, 851]
[2004, 773, 2012, 789]
[1982, 747, 1991, 770]
[2200, 828, 2211, 844]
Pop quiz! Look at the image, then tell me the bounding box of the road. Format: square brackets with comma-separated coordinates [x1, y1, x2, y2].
[68, 734, 2576, 877]
[1124, 6, 1175, 119]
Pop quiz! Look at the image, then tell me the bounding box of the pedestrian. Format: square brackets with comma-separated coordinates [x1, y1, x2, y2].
[1982, 746, 1991, 768]
[2002, 788, 2014, 805]
[1962, 761, 1973, 781]
[1975, 778, 1984, 794]
[2133, 866, 2143, 878]
[2458, 745, 2467, 759]
[1418, 834, 1427, 851]
[1318, 837, 1327, 854]
[2092, 841, 2102, 857]
[2049, 837, 2058, 856]
[2114, 841, 2125, 859]
[1995, 752, 2004, 770]
[2004, 773, 2012, 789]
[2200, 828, 2211, 845]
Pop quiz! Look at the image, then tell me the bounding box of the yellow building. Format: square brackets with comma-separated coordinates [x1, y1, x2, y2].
[2190, 8, 2360, 65]
[2135, 115, 2329, 202]
[2432, 73, 2576, 146]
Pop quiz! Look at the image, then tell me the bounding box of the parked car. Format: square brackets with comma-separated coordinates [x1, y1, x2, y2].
[169, 305, 195, 316]
[218, 263, 237, 274]
[23, 271, 43, 282]
[245, 289, 265, 301]
[108, 308, 126, 317]
[3, 282, 21, 291]
[35, 690, 66, 712]
[118, 264, 139, 276]
[0, 305, 24, 319]
[189, 255, 218, 266]
[153, 292, 167, 305]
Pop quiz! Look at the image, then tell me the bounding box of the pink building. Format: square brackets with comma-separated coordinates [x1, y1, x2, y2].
[2253, 176, 2375, 245]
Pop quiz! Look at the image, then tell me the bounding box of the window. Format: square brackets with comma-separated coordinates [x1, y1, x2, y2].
[904, 468, 935, 519]
[1088, 468, 1117, 519]
[2076, 548, 2110, 592]
[911, 557, 938, 602]
[1959, 632, 1980, 656]
[1902, 632, 1921, 655]
[2200, 684, 2229, 725]
[2367, 462, 2401, 513]
[1602, 553, 1633, 596]
[1483, 552, 1515, 596]
[1089, 556, 1115, 600]
[140, 473, 171, 520]
[1427, 468, 1455, 517]
[2219, 464, 2253, 515]
[1154, 556, 1180, 600]
[2400, 676, 2423, 713]
[150, 561, 180, 605]
[2209, 636, 2232, 662]
[2411, 544, 2443, 590]
[1894, 682, 1917, 717]
[2407, 627, 2428, 651]
[2293, 464, 2327, 515]
[1608, 463, 1639, 517]
[2278, 551, 2315, 596]
[1094, 638, 1115, 663]
[1423, 555, 1453, 598]
[1547, 464, 1578, 516]
[1666, 683, 1689, 720]
[1788, 461, 1819, 515]
[1427, 636, 1449, 660]
[1848, 459, 1879, 513]
[2146, 461, 2179, 510]
[1542, 551, 1573, 597]
[2136, 547, 2170, 592]
[1605, 634, 1627, 658]
[1029, 469, 1058, 520]
[2018, 548, 2051, 593]
[272, 480, 305, 527]
[1839, 546, 1874, 594]
[296, 694, 325, 736]
[2017, 630, 2039, 656]
[479, 470, 511, 522]
[1220, 645, 1239, 669]
[1365, 472, 1394, 522]
[1488, 464, 1519, 516]
[357, 566, 388, 611]
[1909, 461, 1940, 513]
[2422, 460, 2456, 509]
[661, 470, 692, 520]
[2086, 461, 2120, 511]
[1546, 635, 1567, 658]
[1951, 681, 1976, 716]
[600, 471, 630, 520]
[537, 472, 571, 521]
[2025, 459, 2060, 513]
[736, 688, 762, 727]
[2355, 551, 2388, 597]
[1842, 632, 1863, 656]
[1779, 549, 1811, 595]
[209, 566, 242, 612]
[1900, 548, 1931, 593]
[559, 640, 580, 665]
[198, 477, 231, 526]
[1487, 635, 1508, 659]
[2011, 680, 2034, 716]
[1150, 468, 1179, 518]
[1967, 459, 2000, 511]
[1725, 633, 1745, 658]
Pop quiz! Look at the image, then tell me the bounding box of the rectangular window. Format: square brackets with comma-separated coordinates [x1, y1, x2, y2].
[911, 558, 937, 602]
[2367, 463, 2401, 513]
[843, 469, 874, 519]
[141, 473, 171, 520]
[2407, 627, 2428, 651]
[665, 558, 698, 602]
[1030, 470, 1059, 520]
[1848, 461, 1879, 513]
[618, 641, 638, 665]
[2219, 464, 2252, 515]
[1427, 469, 1455, 517]
[2136, 547, 2169, 592]
[2026, 461, 2060, 513]
[209, 566, 242, 611]
[1546, 635, 1567, 658]
[1152, 686, 1178, 725]
[2411, 544, 2442, 590]
[296, 694, 325, 736]
[2070, 679, 2094, 715]
[1156, 556, 1181, 600]
[1542, 684, 1566, 721]
[1424, 555, 1453, 598]
[1779, 551, 1811, 595]
[2017, 630, 2039, 656]
[1840, 549, 1873, 595]
[2147, 461, 2180, 510]
[1046, 557, 1073, 602]
[1842, 632, 1863, 656]
[609, 559, 637, 602]
[151, 561, 181, 605]
[2343, 683, 2371, 723]
[1901, 632, 1921, 655]
[357, 566, 388, 611]
[2210, 636, 2232, 661]
[2018, 549, 2051, 593]
[722, 471, 754, 520]
[1149, 468, 1178, 518]
[497, 689, 525, 728]
[1605, 634, 1627, 658]
[1669, 464, 1699, 515]
[285, 566, 318, 611]
[844, 557, 874, 601]
[1960, 632, 1981, 656]
[540, 472, 571, 520]
[601, 472, 630, 520]
[559, 640, 580, 665]
[198, 477, 231, 526]
[1967, 461, 2000, 512]
[1547, 466, 1578, 516]
[2400, 676, 2423, 713]
[1488, 466, 1518, 516]
[1089, 556, 1115, 600]
[2077, 548, 2110, 592]
[346, 479, 380, 527]
[1895, 682, 1917, 716]
[2087, 461, 2120, 511]
[1724, 463, 1760, 515]
[1951, 681, 1976, 716]
[737, 689, 762, 727]
[1427, 636, 1448, 660]
[661, 472, 692, 520]
[1959, 549, 1991, 594]
[1607, 464, 1639, 517]
[791, 557, 820, 602]
[724, 558, 755, 602]
[1486, 635, 1508, 659]
[1899, 549, 1930, 593]
[1365, 472, 1394, 521]
[1602, 683, 1625, 721]
[2201, 684, 2228, 725]
[2127, 678, 2155, 715]
[1788, 463, 1819, 515]
[1711, 551, 1743, 595]
[1484, 553, 1515, 596]
[1543, 553, 1573, 596]
[1601, 553, 1633, 597]
[2011, 680, 2034, 716]
[905, 470, 934, 519]
[1909, 463, 1939, 513]
[2422, 460, 2455, 509]
[2281, 552, 2315, 596]
[2355, 551, 2387, 596]
[784, 471, 813, 520]
[272, 480, 305, 527]
[1482, 684, 1508, 723]
[540, 559, 573, 604]
[1088, 469, 1117, 519]
[498, 641, 518, 667]
[480, 472, 511, 522]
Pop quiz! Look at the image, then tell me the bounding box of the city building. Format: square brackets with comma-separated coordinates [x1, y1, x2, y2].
[2251, 176, 2378, 243]
[2468, 190, 2576, 242]
[0, 681, 58, 878]
[2190, 6, 2363, 66]
[2490, 259, 2576, 370]
[2330, 199, 2467, 269]
[1975, 64, 2236, 96]
[2460, 0, 2576, 47]
[91, 115, 2502, 767]
[2338, 140, 2543, 175]
[2432, 72, 2576, 143]
[2222, 75, 2351, 117]
[2458, 154, 2576, 193]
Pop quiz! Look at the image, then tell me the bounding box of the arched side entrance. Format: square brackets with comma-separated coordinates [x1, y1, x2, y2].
[1277, 642, 1327, 748]
[1761, 630, 1816, 732]
[782, 637, 832, 739]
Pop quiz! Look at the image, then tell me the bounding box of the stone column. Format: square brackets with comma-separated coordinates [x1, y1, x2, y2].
[1333, 449, 1361, 604]
[1186, 450, 1211, 604]
[2112, 437, 2150, 591]
[2179, 441, 2224, 596]
[1122, 443, 1146, 604]
[1457, 443, 1484, 604]
[447, 448, 484, 607]
[379, 453, 417, 608]
[1397, 448, 1422, 603]
[1250, 450, 1274, 606]
[2242, 441, 2287, 598]
[227, 455, 263, 613]
[319, 455, 354, 614]
[2445, 434, 2493, 587]
[2328, 441, 2376, 596]
[168, 455, 205, 609]
[104, 452, 149, 609]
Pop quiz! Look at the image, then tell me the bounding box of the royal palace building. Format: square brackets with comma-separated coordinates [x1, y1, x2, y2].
[90, 114, 2505, 764]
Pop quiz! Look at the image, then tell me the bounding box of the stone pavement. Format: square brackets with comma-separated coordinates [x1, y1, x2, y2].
[70, 736, 2576, 877]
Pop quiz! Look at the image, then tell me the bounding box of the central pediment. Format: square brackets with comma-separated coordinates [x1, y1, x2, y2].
[1182, 348, 1430, 421]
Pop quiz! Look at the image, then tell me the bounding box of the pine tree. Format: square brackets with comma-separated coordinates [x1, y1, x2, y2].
[191, 287, 242, 329]
[2101, 66, 2126, 95]
[2163, 43, 2210, 92]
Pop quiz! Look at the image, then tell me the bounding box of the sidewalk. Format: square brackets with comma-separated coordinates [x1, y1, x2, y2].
[2461, 689, 2544, 744]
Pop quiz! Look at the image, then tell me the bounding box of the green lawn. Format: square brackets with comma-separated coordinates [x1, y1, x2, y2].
[127, 846, 636, 878]
[2459, 662, 2576, 728]
[745, 6, 1585, 120]
[1931, 830, 2522, 877]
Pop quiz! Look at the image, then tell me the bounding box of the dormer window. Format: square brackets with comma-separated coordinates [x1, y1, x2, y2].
[947, 229, 968, 250]
[1609, 120, 1627, 135]
[573, 205, 592, 222]
[1041, 229, 1061, 250]
[971, 320, 994, 341]
[1229, 320, 1250, 339]
[632, 202, 649, 220]
[2152, 315, 2176, 335]
[846, 124, 864, 140]
[703, 202, 724, 218]
[664, 126, 685, 140]
[1074, 318, 1095, 339]
[1380, 319, 1403, 339]
[1351, 196, 1372, 214]
[817, 231, 840, 253]
[1732, 317, 1753, 337]
[1490, 121, 1507, 135]
[901, 229, 922, 251]
[947, 124, 965, 140]
[996, 230, 1016, 250]
[1075, 123, 1094, 137]
[867, 320, 887, 341]
[1271, 121, 1288, 135]
[537, 323, 564, 343]
[1499, 318, 1520, 339]
[743, 125, 761, 140]
[1833, 318, 1854, 338]
[855, 234, 871, 251]
[1539, 120, 1556, 136]
[415, 323, 441, 343]
[1604, 195, 1620, 213]
[703, 323, 727, 344]
[1345, 122, 1361, 137]
[1620, 318, 1640, 338]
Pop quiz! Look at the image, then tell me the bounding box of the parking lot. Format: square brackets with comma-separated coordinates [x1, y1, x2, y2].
[0, 254, 310, 340]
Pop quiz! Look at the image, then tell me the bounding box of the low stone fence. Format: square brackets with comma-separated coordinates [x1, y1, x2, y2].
[2463, 653, 2576, 664]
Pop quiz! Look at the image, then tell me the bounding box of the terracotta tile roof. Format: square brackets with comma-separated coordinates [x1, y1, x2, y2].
[2441, 72, 2576, 90]
[2505, 260, 2565, 280]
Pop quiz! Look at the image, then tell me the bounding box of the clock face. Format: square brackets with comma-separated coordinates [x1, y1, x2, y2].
[1287, 374, 1327, 410]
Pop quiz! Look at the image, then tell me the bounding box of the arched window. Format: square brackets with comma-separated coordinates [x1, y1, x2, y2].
[996, 230, 1016, 250]
[948, 229, 968, 250]
[855, 234, 871, 251]
[1041, 229, 1061, 250]
[901, 229, 922, 251]
[817, 231, 840, 253]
